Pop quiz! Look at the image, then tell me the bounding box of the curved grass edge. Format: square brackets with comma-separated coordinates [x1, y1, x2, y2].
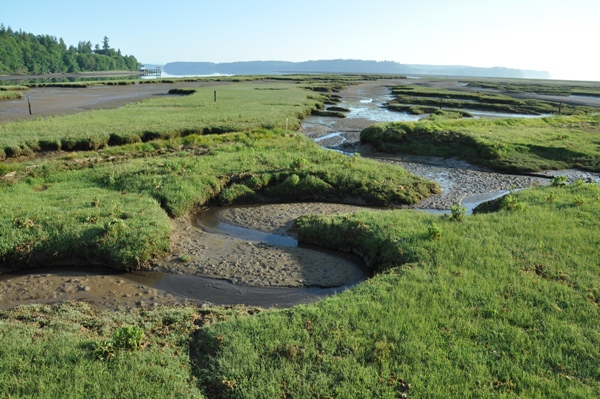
[196, 183, 600, 397]
[0, 130, 440, 272]
[361, 114, 600, 173]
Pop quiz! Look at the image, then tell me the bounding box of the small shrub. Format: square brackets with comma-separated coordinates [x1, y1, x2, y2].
[291, 157, 307, 170]
[448, 203, 466, 221]
[102, 218, 128, 238]
[427, 223, 442, 239]
[93, 340, 116, 361]
[112, 326, 144, 350]
[502, 194, 525, 211]
[551, 176, 568, 187]
[573, 196, 586, 206]
[180, 254, 192, 263]
[242, 174, 272, 191]
[93, 326, 144, 360]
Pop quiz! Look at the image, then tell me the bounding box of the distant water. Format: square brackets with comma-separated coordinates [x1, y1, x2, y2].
[142, 71, 233, 79]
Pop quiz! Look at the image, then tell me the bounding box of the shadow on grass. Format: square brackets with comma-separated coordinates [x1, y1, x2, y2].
[525, 144, 589, 164]
[189, 327, 229, 399]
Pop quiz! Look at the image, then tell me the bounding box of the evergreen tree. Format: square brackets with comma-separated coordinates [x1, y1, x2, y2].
[0, 27, 140, 74]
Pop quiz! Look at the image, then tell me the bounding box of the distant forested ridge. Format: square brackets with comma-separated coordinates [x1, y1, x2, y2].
[0, 25, 140, 75]
[164, 59, 551, 79]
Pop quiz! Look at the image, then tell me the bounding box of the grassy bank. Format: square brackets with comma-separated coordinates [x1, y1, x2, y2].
[361, 114, 600, 172]
[387, 85, 598, 116]
[0, 130, 438, 270]
[196, 183, 600, 397]
[0, 91, 23, 101]
[465, 80, 600, 97]
[0, 82, 323, 159]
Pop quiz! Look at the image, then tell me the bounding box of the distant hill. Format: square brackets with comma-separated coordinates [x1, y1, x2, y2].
[163, 60, 551, 79]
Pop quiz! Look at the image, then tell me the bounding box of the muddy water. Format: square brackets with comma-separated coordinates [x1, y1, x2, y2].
[0, 204, 372, 311]
[0, 265, 363, 311]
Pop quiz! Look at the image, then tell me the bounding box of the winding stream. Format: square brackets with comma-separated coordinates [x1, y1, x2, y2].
[3, 79, 597, 311]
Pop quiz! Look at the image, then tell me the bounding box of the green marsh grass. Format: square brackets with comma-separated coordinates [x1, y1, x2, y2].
[466, 80, 600, 97]
[1, 85, 28, 91]
[0, 82, 322, 158]
[2, 183, 599, 398]
[0, 302, 208, 398]
[0, 130, 439, 270]
[197, 184, 600, 398]
[2, 75, 600, 398]
[0, 91, 23, 101]
[388, 85, 598, 116]
[362, 114, 600, 172]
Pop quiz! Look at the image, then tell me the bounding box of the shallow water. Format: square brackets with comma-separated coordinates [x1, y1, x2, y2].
[196, 207, 299, 247]
[346, 102, 421, 122]
[0, 265, 362, 309]
[468, 110, 550, 119]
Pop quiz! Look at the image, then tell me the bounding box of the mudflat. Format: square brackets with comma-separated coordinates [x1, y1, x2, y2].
[0, 79, 224, 122]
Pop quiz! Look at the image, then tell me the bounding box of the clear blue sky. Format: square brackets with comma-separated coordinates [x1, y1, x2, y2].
[2, 0, 599, 81]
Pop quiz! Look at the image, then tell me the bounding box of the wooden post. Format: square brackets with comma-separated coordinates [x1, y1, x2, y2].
[439, 97, 443, 110]
[214, 90, 217, 102]
[27, 96, 32, 115]
[558, 102, 562, 115]
[286, 118, 288, 131]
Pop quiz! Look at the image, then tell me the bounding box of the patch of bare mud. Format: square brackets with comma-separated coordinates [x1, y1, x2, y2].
[151, 203, 372, 288]
[0, 267, 191, 311]
[0, 203, 373, 310]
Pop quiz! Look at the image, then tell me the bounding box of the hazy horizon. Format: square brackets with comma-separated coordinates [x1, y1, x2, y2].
[3, 0, 599, 82]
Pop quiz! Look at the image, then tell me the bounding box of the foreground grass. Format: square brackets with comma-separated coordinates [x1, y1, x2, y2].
[196, 184, 600, 398]
[2, 184, 598, 398]
[0, 302, 258, 399]
[361, 114, 600, 172]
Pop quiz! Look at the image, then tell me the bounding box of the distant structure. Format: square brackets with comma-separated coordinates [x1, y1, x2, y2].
[138, 65, 161, 77]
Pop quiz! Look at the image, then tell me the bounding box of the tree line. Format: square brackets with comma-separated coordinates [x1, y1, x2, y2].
[0, 25, 140, 75]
